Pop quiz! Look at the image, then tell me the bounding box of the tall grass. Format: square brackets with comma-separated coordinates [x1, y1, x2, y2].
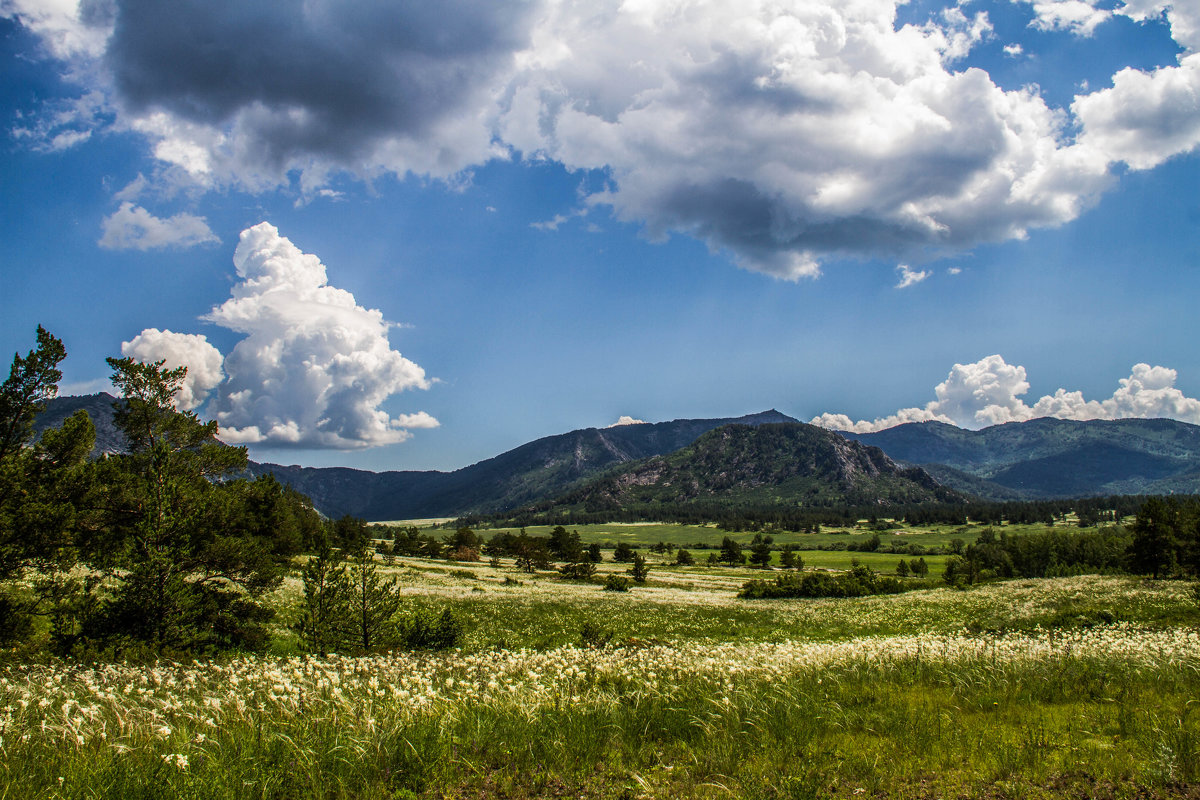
[3, 624, 1199, 798]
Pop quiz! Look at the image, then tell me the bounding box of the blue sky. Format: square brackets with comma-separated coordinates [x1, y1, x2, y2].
[2, 0, 1200, 471]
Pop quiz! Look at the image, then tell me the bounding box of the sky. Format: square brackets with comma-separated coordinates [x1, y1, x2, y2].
[2, 0, 1200, 472]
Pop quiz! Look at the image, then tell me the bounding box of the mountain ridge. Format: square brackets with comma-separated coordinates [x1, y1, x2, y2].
[35, 395, 1200, 515]
[538, 422, 962, 514]
[845, 416, 1200, 498]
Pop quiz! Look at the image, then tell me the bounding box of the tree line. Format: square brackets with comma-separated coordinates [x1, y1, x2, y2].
[461, 495, 1160, 534]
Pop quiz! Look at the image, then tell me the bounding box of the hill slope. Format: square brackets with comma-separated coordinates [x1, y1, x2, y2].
[250, 410, 799, 518]
[541, 422, 962, 513]
[846, 417, 1200, 498]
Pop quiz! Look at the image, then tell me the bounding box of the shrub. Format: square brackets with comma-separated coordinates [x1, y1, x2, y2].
[559, 561, 597, 580]
[604, 575, 631, 592]
[401, 608, 463, 650]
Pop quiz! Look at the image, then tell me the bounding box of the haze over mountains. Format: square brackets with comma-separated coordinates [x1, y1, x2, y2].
[36, 394, 1200, 520]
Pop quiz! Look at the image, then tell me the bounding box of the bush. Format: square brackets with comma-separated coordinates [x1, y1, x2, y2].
[603, 575, 631, 592]
[739, 565, 905, 599]
[578, 621, 613, 648]
[559, 561, 597, 580]
[401, 608, 463, 650]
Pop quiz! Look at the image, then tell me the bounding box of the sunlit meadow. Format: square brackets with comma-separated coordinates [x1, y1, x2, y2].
[3, 555, 1199, 798]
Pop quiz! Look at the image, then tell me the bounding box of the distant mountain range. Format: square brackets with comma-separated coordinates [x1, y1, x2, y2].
[34, 395, 1200, 518]
[846, 417, 1200, 499]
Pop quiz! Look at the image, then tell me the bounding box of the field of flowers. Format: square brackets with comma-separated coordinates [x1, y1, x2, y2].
[3, 569, 1199, 798]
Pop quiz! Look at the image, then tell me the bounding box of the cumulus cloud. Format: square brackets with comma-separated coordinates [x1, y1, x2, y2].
[8, 0, 1200, 277]
[606, 415, 647, 428]
[204, 222, 437, 449]
[98, 202, 219, 250]
[895, 265, 931, 288]
[1025, 0, 1112, 36]
[813, 355, 1200, 432]
[120, 328, 224, 411]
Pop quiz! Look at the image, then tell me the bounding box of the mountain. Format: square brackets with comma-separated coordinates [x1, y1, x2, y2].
[37, 392, 1200, 514]
[33, 393, 126, 458]
[248, 410, 800, 518]
[539, 422, 962, 513]
[845, 417, 1200, 499]
[34, 394, 799, 518]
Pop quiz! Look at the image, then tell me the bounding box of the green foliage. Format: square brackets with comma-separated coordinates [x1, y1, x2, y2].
[612, 541, 635, 562]
[628, 552, 649, 583]
[739, 564, 905, 599]
[577, 620, 613, 648]
[719, 536, 744, 566]
[0, 325, 66, 463]
[1129, 497, 1195, 578]
[339, 545, 404, 651]
[400, 607, 462, 650]
[65, 356, 305, 656]
[295, 542, 348, 655]
[748, 532, 773, 568]
[603, 574, 630, 592]
[559, 560, 596, 580]
[674, 548, 695, 566]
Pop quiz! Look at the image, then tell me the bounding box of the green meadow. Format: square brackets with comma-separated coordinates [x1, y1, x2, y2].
[4, 545, 1198, 799]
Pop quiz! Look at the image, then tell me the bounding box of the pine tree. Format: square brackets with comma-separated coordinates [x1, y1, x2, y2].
[629, 552, 650, 583]
[296, 541, 348, 654]
[86, 357, 293, 654]
[340, 544, 403, 652]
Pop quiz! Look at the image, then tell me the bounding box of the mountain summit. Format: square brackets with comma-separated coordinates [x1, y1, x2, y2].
[541, 422, 961, 513]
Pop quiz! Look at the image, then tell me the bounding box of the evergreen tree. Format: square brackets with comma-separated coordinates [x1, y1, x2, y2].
[0, 328, 94, 646]
[296, 540, 348, 654]
[1130, 497, 1181, 579]
[85, 357, 292, 655]
[749, 534, 773, 568]
[340, 544, 403, 652]
[629, 552, 650, 583]
[719, 536, 744, 566]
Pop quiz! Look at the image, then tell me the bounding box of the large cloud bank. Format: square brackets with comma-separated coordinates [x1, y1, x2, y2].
[7, 0, 1200, 277]
[812, 355, 1200, 432]
[120, 222, 437, 449]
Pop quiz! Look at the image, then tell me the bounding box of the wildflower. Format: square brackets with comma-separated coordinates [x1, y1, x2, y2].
[162, 753, 189, 769]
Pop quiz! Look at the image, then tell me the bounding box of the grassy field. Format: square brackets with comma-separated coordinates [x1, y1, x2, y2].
[378, 519, 1119, 555]
[3, 549, 1197, 799]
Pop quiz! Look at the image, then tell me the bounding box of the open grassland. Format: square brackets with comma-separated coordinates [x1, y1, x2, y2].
[3, 562, 1198, 799]
[383, 519, 1123, 554]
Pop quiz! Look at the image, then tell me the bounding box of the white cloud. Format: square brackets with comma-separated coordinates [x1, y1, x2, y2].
[813, 355, 1200, 432]
[1025, 0, 1112, 36]
[606, 415, 647, 427]
[120, 329, 225, 411]
[7, 0, 1199, 278]
[947, 266, 962, 274]
[98, 203, 219, 250]
[1073, 53, 1200, 171]
[1003, 43, 1025, 57]
[0, 0, 112, 61]
[205, 222, 437, 449]
[895, 265, 931, 288]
